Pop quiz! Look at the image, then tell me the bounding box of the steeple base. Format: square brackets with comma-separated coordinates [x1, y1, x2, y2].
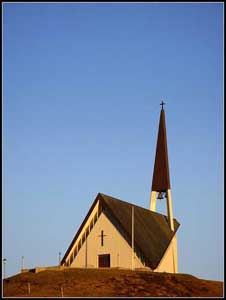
[149, 189, 178, 273]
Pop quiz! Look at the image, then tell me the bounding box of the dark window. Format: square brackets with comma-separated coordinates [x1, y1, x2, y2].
[74, 248, 77, 258]
[86, 227, 89, 237]
[98, 254, 110, 268]
[78, 240, 81, 251]
[90, 220, 94, 231]
[82, 233, 85, 244]
[94, 213, 98, 224]
[98, 204, 102, 215]
[70, 254, 73, 265]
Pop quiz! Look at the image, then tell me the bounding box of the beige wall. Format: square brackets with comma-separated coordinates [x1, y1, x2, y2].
[67, 204, 178, 273]
[156, 235, 178, 273]
[70, 212, 144, 269]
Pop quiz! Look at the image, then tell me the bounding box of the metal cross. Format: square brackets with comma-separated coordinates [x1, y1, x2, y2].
[98, 230, 107, 246]
[160, 101, 165, 109]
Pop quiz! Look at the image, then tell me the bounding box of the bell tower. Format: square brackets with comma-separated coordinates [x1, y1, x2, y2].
[150, 101, 178, 272]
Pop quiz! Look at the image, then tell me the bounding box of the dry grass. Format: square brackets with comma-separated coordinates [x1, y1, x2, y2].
[3, 268, 223, 297]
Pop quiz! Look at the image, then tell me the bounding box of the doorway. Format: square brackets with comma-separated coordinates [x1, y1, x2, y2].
[98, 254, 110, 267]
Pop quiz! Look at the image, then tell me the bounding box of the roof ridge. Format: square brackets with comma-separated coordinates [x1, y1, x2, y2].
[99, 192, 177, 220]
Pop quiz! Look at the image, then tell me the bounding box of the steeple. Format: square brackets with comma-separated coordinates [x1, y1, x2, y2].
[149, 102, 174, 231]
[151, 105, 171, 192]
[149, 102, 178, 273]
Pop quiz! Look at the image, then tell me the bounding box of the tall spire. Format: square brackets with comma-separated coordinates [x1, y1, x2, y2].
[151, 103, 170, 192]
[149, 103, 178, 273]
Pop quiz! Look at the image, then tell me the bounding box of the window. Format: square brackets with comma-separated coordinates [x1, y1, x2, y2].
[98, 204, 103, 215]
[94, 213, 98, 224]
[98, 254, 110, 268]
[82, 233, 85, 244]
[78, 240, 81, 251]
[73, 248, 77, 258]
[70, 254, 73, 265]
[90, 220, 94, 231]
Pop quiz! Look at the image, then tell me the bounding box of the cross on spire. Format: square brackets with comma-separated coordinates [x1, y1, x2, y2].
[160, 101, 165, 110]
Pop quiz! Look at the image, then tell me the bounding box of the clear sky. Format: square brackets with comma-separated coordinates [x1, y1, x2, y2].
[3, 3, 223, 281]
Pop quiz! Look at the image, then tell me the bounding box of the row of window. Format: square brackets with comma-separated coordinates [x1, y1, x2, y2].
[65, 205, 103, 266]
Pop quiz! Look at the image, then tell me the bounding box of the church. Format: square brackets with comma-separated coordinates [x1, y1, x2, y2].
[60, 103, 179, 273]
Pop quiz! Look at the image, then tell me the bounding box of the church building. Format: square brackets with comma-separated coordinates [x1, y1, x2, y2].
[61, 103, 179, 273]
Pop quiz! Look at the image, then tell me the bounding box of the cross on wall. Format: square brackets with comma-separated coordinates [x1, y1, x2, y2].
[98, 230, 107, 246]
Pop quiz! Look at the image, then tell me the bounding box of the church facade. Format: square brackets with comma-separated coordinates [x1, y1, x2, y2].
[61, 105, 179, 273]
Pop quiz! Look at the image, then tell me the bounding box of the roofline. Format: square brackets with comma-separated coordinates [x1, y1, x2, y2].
[100, 193, 180, 224]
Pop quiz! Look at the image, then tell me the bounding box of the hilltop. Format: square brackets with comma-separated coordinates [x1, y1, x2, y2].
[3, 268, 223, 297]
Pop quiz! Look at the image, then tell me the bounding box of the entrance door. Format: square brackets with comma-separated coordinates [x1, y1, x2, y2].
[98, 254, 110, 267]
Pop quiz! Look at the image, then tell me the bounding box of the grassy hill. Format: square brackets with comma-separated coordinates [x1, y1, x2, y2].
[3, 268, 223, 297]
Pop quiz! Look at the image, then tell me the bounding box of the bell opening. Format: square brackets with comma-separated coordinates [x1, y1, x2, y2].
[157, 191, 166, 200]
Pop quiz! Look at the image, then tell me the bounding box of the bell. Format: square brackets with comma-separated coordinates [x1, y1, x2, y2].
[157, 192, 164, 200]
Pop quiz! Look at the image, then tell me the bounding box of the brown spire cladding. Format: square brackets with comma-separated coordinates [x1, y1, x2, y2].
[151, 108, 171, 191]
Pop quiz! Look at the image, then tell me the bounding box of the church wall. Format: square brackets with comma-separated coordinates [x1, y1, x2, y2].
[155, 235, 177, 273]
[70, 212, 144, 269]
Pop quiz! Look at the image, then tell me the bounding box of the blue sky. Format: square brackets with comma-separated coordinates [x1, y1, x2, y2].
[3, 3, 223, 281]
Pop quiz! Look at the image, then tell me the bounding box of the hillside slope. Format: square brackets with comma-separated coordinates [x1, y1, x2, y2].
[3, 268, 223, 297]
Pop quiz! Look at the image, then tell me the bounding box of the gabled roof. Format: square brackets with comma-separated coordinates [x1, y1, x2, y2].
[61, 193, 179, 270]
[152, 108, 171, 191]
[100, 193, 179, 269]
